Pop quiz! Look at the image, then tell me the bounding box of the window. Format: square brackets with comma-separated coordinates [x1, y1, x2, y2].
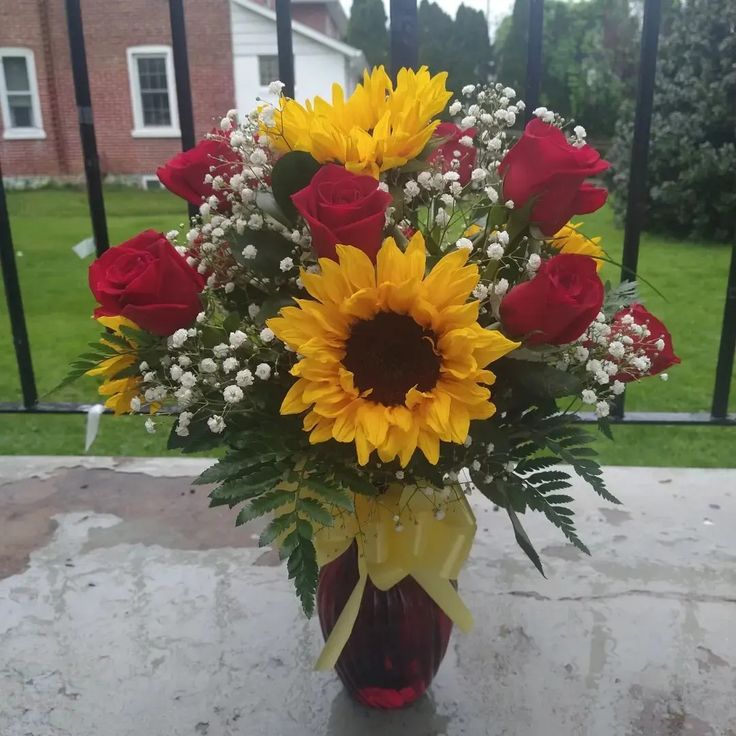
[258, 56, 279, 87]
[127, 46, 179, 138]
[141, 174, 163, 190]
[0, 48, 45, 140]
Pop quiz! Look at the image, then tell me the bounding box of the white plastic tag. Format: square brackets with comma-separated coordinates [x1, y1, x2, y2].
[84, 404, 105, 452]
[73, 237, 96, 259]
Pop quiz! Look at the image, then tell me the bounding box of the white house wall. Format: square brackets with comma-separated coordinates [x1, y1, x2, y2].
[231, 2, 352, 110]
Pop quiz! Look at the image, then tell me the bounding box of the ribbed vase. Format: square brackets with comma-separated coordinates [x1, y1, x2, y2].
[316, 542, 453, 709]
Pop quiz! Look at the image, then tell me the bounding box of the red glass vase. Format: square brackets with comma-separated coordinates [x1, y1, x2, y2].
[316, 542, 453, 709]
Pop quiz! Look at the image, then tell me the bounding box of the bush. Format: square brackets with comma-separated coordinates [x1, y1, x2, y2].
[608, 0, 736, 242]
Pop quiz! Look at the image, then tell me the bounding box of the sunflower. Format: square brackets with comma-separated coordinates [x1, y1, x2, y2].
[267, 233, 519, 466]
[265, 66, 451, 178]
[551, 222, 604, 271]
[85, 315, 146, 415]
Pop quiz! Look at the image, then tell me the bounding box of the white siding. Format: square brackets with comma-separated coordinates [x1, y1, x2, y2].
[231, 2, 353, 111]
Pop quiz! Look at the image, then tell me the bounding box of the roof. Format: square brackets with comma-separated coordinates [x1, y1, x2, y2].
[290, 0, 348, 36]
[230, 0, 364, 60]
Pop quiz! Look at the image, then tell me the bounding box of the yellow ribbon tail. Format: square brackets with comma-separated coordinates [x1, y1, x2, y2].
[411, 570, 474, 633]
[314, 555, 367, 671]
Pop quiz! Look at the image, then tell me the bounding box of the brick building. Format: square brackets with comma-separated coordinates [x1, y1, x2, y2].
[0, 0, 364, 186]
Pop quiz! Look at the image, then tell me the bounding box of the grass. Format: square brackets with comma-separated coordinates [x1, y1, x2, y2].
[0, 187, 733, 465]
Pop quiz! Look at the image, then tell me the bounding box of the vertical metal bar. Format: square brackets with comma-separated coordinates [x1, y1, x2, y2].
[168, 0, 198, 220]
[0, 162, 38, 409]
[619, 0, 662, 283]
[711, 244, 736, 419]
[64, 0, 109, 257]
[612, 0, 662, 420]
[275, 0, 295, 99]
[524, 0, 544, 123]
[389, 0, 418, 77]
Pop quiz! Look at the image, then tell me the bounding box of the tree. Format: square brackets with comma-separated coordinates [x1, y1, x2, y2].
[346, 0, 388, 69]
[493, 0, 640, 138]
[608, 0, 736, 241]
[418, 0, 491, 96]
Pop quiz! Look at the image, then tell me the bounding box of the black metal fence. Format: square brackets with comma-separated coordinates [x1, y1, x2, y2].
[0, 0, 734, 426]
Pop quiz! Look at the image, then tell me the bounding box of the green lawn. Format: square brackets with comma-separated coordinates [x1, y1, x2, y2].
[0, 187, 734, 464]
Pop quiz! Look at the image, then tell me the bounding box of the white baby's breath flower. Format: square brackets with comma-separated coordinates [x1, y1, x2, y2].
[455, 237, 473, 252]
[268, 80, 285, 95]
[223, 357, 239, 373]
[527, 253, 542, 272]
[207, 415, 226, 434]
[255, 363, 271, 380]
[486, 244, 504, 260]
[130, 396, 142, 413]
[178, 355, 192, 368]
[199, 358, 217, 374]
[213, 343, 229, 359]
[279, 256, 294, 272]
[461, 84, 475, 96]
[581, 389, 597, 405]
[471, 168, 487, 183]
[259, 327, 275, 343]
[169, 364, 183, 381]
[494, 278, 509, 296]
[449, 100, 462, 116]
[612, 380, 626, 396]
[459, 135, 474, 147]
[229, 330, 248, 349]
[223, 385, 244, 404]
[242, 244, 257, 259]
[144, 418, 156, 434]
[236, 368, 254, 387]
[170, 328, 189, 348]
[179, 371, 197, 388]
[595, 401, 610, 418]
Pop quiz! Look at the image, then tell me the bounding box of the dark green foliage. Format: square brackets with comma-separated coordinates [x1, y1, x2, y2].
[270, 151, 321, 224]
[608, 0, 736, 241]
[346, 0, 388, 68]
[468, 404, 617, 573]
[494, 0, 640, 137]
[417, 1, 491, 95]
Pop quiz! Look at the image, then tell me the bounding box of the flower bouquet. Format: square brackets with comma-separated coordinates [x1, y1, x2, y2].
[68, 67, 679, 708]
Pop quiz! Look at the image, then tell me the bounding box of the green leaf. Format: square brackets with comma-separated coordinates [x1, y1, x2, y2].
[297, 496, 334, 527]
[256, 293, 295, 325]
[236, 488, 294, 525]
[259, 512, 295, 547]
[208, 464, 286, 507]
[333, 468, 379, 496]
[507, 507, 545, 576]
[495, 359, 584, 400]
[270, 151, 321, 223]
[230, 228, 295, 274]
[305, 477, 354, 512]
[286, 535, 318, 617]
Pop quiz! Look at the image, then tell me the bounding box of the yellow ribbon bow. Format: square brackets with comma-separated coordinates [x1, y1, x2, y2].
[313, 484, 477, 671]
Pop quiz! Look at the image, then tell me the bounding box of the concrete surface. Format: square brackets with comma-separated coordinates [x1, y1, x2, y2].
[0, 457, 735, 736]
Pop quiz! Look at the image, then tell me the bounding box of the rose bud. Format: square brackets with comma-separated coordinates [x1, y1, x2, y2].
[291, 164, 393, 261]
[89, 230, 205, 336]
[499, 119, 609, 236]
[500, 253, 604, 345]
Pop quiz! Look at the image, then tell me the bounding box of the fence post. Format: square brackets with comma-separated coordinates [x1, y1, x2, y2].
[0, 164, 38, 409]
[612, 0, 662, 419]
[524, 0, 544, 122]
[168, 0, 198, 220]
[64, 0, 109, 257]
[711, 244, 736, 419]
[390, 0, 418, 77]
[275, 0, 296, 99]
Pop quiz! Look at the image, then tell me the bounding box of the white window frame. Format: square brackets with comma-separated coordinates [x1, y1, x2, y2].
[0, 47, 45, 140]
[126, 45, 180, 139]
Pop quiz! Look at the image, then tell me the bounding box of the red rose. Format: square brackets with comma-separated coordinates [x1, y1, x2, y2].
[499, 119, 609, 236]
[612, 304, 680, 382]
[291, 164, 393, 261]
[157, 134, 240, 209]
[89, 230, 205, 336]
[429, 123, 477, 186]
[500, 253, 604, 345]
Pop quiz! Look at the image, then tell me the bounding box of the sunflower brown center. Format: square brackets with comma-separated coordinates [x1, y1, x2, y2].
[343, 312, 441, 406]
